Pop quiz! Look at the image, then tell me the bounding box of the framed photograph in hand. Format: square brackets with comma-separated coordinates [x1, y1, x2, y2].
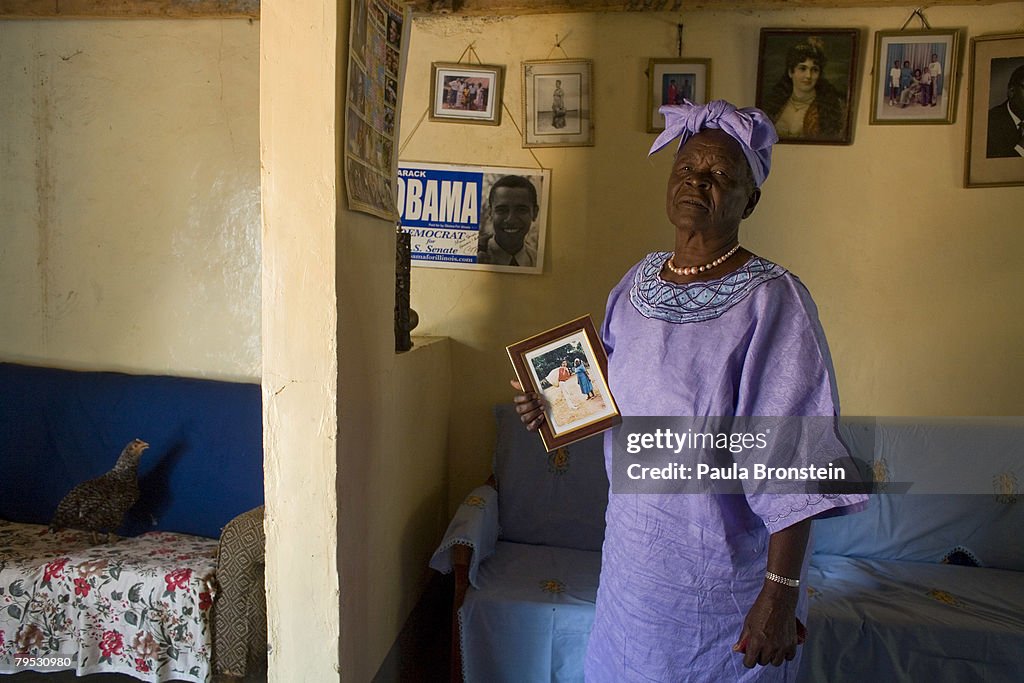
[964, 33, 1024, 187]
[507, 315, 619, 452]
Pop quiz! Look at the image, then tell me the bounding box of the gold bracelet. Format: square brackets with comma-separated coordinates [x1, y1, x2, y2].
[765, 571, 800, 587]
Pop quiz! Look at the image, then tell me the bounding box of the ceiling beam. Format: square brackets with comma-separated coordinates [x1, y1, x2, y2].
[0, 0, 259, 19]
[0, 0, 1010, 19]
[411, 0, 1012, 16]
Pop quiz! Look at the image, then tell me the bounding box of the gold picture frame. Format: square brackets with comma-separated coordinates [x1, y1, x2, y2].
[507, 315, 620, 451]
[964, 33, 1024, 188]
[522, 59, 594, 148]
[755, 28, 860, 145]
[646, 58, 711, 133]
[429, 62, 504, 126]
[869, 29, 961, 125]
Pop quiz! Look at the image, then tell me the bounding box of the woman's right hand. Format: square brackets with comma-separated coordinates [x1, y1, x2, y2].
[511, 380, 546, 431]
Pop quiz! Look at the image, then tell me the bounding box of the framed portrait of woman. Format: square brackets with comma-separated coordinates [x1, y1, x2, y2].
[522, 59, 594, 148]
[869, 30, 961, 125]
[755, 28, 861, 145]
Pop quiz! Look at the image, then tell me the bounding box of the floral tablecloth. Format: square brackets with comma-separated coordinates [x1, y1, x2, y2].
[0, 519, 217, 682]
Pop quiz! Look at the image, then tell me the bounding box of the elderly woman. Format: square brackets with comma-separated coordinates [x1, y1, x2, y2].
[762, 36, 847, 140]
[513, 100, 866, 681]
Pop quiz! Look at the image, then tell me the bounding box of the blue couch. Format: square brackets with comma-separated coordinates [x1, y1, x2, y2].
[0, 362, 266, 681]
[0, 362, 264, 538]
[432, 407, 1024, 682]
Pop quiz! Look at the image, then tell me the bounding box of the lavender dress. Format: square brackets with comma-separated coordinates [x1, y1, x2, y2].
[585, 253, 867, 682]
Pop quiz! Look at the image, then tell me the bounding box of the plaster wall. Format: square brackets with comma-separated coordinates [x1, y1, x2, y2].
[263, 2, 454, 680]
[400, 5, 1024, 508]
[0, 19, 261, 381]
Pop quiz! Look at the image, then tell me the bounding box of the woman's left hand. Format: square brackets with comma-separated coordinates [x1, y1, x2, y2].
[732, 582, 803, 667]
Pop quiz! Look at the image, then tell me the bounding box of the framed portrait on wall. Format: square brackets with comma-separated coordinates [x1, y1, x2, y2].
[870, 30, 961, 124]
[965, 33, 1024, 187]
[429, 62, 505, 126]
[647, 58, 711, 133]
[522, 59, 594, 148]
[755, 28, 860, 145]
[507, 315, 620, 451]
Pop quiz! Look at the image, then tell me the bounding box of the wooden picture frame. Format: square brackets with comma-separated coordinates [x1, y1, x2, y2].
[522, 59, 594, 148]
[964, 33, 1024, 188]
[870, 30, 961, 125]
[755, 28, 860, 145]
[429, 62, 504, 126]
[647, 58, 711, 133]
[507, 315, 620, 451]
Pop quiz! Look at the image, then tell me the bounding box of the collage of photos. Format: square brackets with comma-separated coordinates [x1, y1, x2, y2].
[345, 0, 405, 219]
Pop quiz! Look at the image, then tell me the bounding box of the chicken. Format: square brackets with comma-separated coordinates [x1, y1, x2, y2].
[50, 439, 149, 543]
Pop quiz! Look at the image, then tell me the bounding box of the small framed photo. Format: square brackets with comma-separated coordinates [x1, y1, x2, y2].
[507, 315, 620, 451]
[430, 62, 504, 126]
[647, 58, 711, 133]
[755, 28, 860, 144]
[870, 30, 961, 125]
[522, 59, 594, 148]
[965, 33, 1024, 187]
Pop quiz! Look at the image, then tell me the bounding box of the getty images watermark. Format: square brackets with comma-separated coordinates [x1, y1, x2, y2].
[610, 416, 1024, 496]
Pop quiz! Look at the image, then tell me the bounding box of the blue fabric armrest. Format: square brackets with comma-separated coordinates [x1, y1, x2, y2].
[429, 485, 499, 588]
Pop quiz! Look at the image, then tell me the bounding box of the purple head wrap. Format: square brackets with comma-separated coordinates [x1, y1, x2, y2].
[649, 99, 779, 187]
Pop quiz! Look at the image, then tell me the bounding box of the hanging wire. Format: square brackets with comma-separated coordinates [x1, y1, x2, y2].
[398, 107, 430, 156]
[677, 23, 684, 58]
[399, 43, 544, 170]
[545, 33, 572, 60]
[899, 7, 932, 31]
[500, 102, 545, 170]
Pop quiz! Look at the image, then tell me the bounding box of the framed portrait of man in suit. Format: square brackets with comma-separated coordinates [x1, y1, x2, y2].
[965, 33, 1024, 187]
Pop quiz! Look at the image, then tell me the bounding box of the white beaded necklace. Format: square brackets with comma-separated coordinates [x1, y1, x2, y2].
[665, 243, 741, 277]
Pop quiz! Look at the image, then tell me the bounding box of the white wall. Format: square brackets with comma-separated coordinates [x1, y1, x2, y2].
[262, 2, 453, 680]
[0, 19, 260, 380]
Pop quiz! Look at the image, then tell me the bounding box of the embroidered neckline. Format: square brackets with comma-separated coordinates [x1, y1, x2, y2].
[629, 252, 786, 324]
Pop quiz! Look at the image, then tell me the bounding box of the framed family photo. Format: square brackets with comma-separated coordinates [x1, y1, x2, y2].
[755, 28, 860, 145]
[429, 62, 504, 125]
[965, 33, 1024, 187]
[870, 30, 961, 124]
[647, 58, 711, 133]
[507, 315, 619, 451]
[522, 59, 594, 148]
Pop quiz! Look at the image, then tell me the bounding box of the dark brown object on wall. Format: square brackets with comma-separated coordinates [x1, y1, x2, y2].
[395, 226, 415, 352]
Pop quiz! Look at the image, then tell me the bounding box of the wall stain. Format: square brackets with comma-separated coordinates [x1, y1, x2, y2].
[32, 45, 54, 347]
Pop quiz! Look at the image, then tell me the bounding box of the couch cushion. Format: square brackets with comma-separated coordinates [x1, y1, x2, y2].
[814, 418, 1023, 571]
[0, 363, 263, 539]
[460, 541, 600, 683]
[799, 554, 1024, 682]
[492, 404, 608, 552]
[0, 519, 217, 682]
